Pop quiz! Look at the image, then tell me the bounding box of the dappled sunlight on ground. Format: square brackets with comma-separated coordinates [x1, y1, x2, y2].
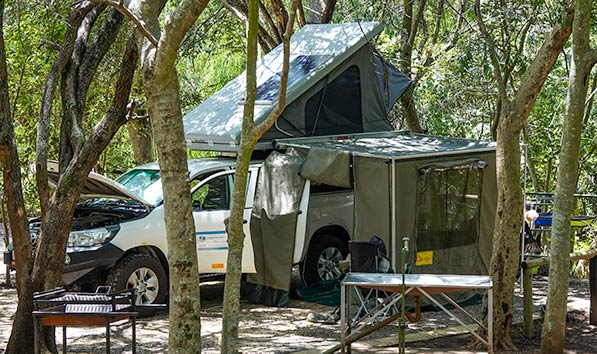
[1, 271, 594, 353]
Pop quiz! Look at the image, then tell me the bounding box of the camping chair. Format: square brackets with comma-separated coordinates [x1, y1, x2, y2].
[348, 239, 395, 320]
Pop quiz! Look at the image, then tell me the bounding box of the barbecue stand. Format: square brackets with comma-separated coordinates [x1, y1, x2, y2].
[32, 287, 138, 354]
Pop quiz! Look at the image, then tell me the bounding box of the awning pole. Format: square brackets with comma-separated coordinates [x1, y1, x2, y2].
[391, 158, 397, 270]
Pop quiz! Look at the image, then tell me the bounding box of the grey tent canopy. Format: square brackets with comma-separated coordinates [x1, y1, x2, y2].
[183, 22, 410, 152]
[248, 131, 497, 306]
[274, 131, 497, 278]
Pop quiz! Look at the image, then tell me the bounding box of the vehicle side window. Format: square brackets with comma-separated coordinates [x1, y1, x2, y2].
[191, 174, 230, 211]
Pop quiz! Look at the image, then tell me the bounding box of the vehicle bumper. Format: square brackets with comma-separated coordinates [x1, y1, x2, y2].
[62, 243, 124, 285]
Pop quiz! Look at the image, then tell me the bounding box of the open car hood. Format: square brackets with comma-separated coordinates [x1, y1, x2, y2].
[47, 161, 152, 207]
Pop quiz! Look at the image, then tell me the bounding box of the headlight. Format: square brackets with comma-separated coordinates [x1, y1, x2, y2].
[67, 226, 119, 248]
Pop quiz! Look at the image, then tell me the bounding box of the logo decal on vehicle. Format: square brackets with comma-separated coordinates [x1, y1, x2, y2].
[196, 231, 228, 250]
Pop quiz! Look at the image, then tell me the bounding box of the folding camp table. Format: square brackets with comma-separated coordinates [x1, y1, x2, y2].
[340, 273, 493, 353]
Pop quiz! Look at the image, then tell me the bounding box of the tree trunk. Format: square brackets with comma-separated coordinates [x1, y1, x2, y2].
[221, 1, 296, 352]
[522, 125, 541, 193]
[221, 136, 255, 353]
[489, 119, 523, 349]
[399, 85, 424, 132]
[306, 0, 324, 23]
[132, 0, 209, 351]
[145, 70, 202, 352]
[475, 1, 573, 347]
[542, 0, 597, 351]
[398, 0, 425, 133]
[221, 1, 260, 352]
[6, 23, 137, 352]
[127, 118, 154, 164]
[1, 3, 36, 351]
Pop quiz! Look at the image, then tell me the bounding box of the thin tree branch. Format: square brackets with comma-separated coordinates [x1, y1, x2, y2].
[92, 0, 159, 46]
[321, 0, 337, 23]
[583, 65, 597, 125]
[38, 39, 62, 51]
[408, 0, 427, 47]
[431, 0, 444, 46]
[296, 0, 306, 27]
[474, 0, 507, 101]
[259, 0, 282, 43]
[36, 1, 95, 217]
[588, 48, 597, 68]
[270, 0, 288, 35]
[414, 0, 466, 86]
[223, 0, 278, 51]
[159, 0, 210, 72]
[254, 0, 297, 135]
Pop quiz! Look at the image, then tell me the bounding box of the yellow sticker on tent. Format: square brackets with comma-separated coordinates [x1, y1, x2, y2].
[416, 251, 433, 266]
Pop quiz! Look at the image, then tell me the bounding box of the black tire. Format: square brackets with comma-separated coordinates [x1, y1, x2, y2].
[107, 253, 168, 306]
[301, 235, 348, 285]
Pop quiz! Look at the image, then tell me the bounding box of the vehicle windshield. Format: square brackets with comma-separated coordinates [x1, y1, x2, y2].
[116, 169, 163, 205]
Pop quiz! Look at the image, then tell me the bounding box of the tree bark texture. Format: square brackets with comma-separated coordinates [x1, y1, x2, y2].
[127, 118, 154, 164]
[477, 1, 573, 348]
[0, 2, 35, 350]
[134, 0, 209, 351]
[35, 1, 96, 218]
[225, 0, 312, 54]
[542, 0, 597, 352]
[6, 9, 138, 348]
[144, 70, 202, 353]
[221, 1, 297, 352]
[32, 30, 136, 291]
[490, 120, 524, 348]
[398, 0, 425, 133]
[396, 0, 465, 133]
[221, 1, 260, 352]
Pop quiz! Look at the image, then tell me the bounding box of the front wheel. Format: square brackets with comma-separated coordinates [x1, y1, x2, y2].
[107, 253, 168, 306]
[301, 235, 348, 285]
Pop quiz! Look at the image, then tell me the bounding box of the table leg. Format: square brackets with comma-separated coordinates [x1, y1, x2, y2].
[63, 326, 67, 354]
[488, 288, 493, 354]
[347, 285, 351, 354]
[33, 317, 39, 354]
[106, 321, 111, 354]
[340, 283, 346, 354]
[132, 316, 137, 354]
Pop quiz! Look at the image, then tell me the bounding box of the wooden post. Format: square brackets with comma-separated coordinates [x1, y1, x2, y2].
[523, 267, 534, 337]
[590, 256, 596, 325]
[521, 249, 597, 332]
[1, 195, 11, 287]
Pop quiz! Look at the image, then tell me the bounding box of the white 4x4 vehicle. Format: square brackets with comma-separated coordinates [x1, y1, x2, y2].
[30, 158, 354, 304]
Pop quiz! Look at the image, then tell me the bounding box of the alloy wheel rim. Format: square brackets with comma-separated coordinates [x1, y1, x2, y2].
[127, 267, 159, 304]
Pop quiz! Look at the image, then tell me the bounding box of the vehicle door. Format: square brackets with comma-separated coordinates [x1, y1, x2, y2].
[190, 170, 256, 273]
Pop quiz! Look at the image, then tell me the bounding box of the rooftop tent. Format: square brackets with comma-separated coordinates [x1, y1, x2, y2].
[183, 22, 411, 152]
[274, 131, 497, 279]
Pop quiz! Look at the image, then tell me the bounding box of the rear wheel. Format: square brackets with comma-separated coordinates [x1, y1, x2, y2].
[108, 253, 168, 306]
[301, 235, 348, 285]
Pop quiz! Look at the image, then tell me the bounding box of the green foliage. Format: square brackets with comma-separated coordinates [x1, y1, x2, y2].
[178, 2, 246, 113]
[2, 0, 596, 216]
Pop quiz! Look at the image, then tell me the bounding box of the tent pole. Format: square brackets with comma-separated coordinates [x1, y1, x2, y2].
[391, 158, 397, 271]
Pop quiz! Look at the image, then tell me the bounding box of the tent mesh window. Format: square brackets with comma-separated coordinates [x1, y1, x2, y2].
[305, 65, 363, 136]
[415, 161, 485, 251]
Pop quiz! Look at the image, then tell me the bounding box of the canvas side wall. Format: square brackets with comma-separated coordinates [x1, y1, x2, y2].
[353, 152, 497, 276]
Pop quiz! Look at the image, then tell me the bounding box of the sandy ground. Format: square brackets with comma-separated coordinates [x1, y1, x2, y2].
[0, 266, 594, 353]
[0, 230, 594, 353]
